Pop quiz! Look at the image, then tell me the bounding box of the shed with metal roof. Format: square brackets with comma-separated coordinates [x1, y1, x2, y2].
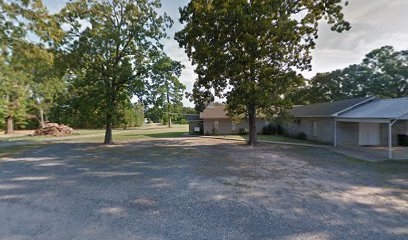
[286, 97, 408, 159]
[337, 98, 408, 121]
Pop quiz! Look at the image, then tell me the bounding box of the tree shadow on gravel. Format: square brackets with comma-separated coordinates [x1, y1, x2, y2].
[0, 139, 407, 239]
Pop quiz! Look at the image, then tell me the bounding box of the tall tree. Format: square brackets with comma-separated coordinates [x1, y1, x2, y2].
[362, 46, 408, 98]
[300, 46, 408, 104]
[302, 64, 370, 104]
[145, 105, 164, 123]
[176, 0, 350, 145]
[59, 0, 171, 144]
[0, 52, 29, 134]
[150, 54, 185, 127]
[0, 0, 62, 133]
[114, 101, 144, 129]
[13, 42, 66, 128]
[0, 0, 31, 134]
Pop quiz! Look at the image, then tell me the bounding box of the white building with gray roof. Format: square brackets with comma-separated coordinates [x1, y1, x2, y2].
[287, 97, 408, 159]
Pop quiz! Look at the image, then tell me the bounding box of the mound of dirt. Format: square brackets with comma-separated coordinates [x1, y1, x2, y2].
[33, 123, 74, 136]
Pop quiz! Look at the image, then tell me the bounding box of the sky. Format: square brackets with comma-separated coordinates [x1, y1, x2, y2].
[43, 0, 408, 107]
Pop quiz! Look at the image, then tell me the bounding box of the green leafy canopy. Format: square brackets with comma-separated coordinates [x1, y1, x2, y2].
[58, 0, 172, 143]
[176, 0, 350, 144]
[0, 0, 63, 131]
[298, 46, 408, 104]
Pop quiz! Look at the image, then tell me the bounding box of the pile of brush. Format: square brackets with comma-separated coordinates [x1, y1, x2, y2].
[33, 123, 74, 136]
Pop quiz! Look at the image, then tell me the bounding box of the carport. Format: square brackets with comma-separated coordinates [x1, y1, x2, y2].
[334, 98, 408, 160]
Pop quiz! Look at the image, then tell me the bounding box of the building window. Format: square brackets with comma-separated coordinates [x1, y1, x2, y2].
[232, 122, 237, 131]
[312, 121, 317, 137]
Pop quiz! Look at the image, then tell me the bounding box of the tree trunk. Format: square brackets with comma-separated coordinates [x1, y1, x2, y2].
[248, 103, 257, 146]
[40, 107, 45, 128]
[5, 116, 14, 135]
[104, 113, 113, 144]
[57, 105, 60, 124]
[168, 115, 171, 128]
[167, 86, 171, 128]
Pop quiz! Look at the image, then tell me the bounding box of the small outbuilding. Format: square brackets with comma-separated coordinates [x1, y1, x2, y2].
[186, 114, 203, 135]
[199, 103, 266, 135]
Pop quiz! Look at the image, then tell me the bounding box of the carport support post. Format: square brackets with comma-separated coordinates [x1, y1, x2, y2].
[333, 118, 337, 147]
[388, 120, 398, 160]
[388, 122, 392, 160]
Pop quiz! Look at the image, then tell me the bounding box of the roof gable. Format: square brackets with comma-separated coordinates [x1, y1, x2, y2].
[339, 98, 408, 120]
[199, 104, 266, 119]
[289, 97, 375, 117]
[186, 114, 202, 121]
[200, 105, 229, 119]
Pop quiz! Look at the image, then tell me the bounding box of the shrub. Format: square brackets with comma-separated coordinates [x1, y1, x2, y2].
[238, 128, 249, 135]
[262, 123, 274, 135]
[262, 123, 284, 135]
[294, 132, 306, 140]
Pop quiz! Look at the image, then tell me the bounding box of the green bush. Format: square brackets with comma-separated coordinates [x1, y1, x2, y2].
[238, 128, 249, 135]
[294, 132, 307, 140]
[262, 123, 284, 135]
[116, 103, 144, 129]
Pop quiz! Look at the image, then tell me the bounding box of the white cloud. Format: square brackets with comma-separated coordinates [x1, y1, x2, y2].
[303, 0, 408, 78]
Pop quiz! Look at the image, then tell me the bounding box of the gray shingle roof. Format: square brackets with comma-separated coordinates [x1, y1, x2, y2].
[339, 98, 408, 120]
[186, 114, 202, 122]
[289, 97, 375, 117]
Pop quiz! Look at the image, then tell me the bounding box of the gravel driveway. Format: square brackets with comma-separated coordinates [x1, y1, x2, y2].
[0, 138, 407, 240]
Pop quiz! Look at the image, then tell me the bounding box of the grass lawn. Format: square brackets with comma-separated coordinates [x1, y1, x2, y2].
[74, 124, 188, 142]
[0, 143, 46, 158]
[0, 124, 188, 159]
[0, 129, 112, 142]
[0, 124, 188, 143]
[216, 134, 325, 145]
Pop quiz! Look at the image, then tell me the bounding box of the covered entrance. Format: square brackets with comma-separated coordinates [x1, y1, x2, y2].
[333, 98, 408, 160]
[335, 118, 401, 160]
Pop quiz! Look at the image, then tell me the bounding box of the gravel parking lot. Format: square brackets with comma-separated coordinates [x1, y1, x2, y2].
[0, 137, 407, 240]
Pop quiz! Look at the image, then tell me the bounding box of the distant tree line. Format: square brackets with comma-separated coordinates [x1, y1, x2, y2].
[145, 105, 197, 125]
[293, 46, 408, 104]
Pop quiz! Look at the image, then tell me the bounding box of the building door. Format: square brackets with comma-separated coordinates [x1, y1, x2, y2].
[359, 123, 380, 146]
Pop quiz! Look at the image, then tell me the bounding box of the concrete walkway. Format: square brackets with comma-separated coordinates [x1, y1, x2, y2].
[200, 136, 408, 162]
[200, 135, 328, 148]
[332, 145, 408, 162]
